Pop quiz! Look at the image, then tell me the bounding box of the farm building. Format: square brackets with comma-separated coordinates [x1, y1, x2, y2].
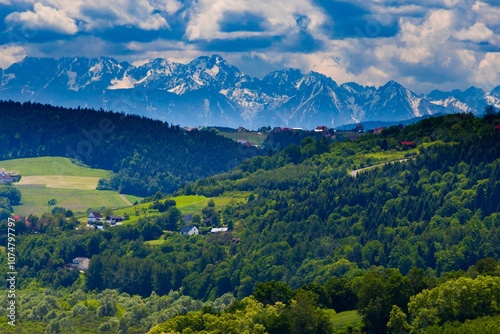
[179, 226, 199, 236]
[72, 257, 90, 271]
[87, 212, 103, 224]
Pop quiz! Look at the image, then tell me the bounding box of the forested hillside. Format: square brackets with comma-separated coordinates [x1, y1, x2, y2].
[0, 100, 258, 196]
[1, 111, 499, 333]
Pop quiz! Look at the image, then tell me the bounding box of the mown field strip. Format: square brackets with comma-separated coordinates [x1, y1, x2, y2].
[16, 175, 101, 190]
[0, 156, 111, 177]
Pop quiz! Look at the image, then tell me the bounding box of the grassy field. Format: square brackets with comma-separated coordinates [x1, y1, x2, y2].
[16, 175, 102, 190]
[362, 149, 416, 163]
[0, 157, 111, 177]
[218, 131, 268, 146]
[13, 186, 139, 216]
[0, 157, 140, 216]
[325, 309, 363, 332]
[346, 148, 418, 174]
[115, 193, 250, 225]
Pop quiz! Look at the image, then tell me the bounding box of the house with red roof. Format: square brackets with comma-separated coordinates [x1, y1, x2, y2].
[87, 212, 103, 224]
[400, 141, 415, 147]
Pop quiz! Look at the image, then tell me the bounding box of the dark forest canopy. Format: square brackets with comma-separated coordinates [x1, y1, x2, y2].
[0, 100, 258, 196]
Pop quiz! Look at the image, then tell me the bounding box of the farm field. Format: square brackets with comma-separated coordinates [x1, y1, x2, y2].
[218, 131, 268, 146]
[13, 186, 136, 216]
[0, 156, 111, 177]
[16, 175, 101, 190]
[0, 157, 139, 215]
[361, 149, 416, 162]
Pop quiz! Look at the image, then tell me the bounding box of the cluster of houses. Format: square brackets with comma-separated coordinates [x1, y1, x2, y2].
[12, 215, 32, 229]
[87, 211, 124, 229]
[87, 211, 234, 239]
[270, 125, 333, 133]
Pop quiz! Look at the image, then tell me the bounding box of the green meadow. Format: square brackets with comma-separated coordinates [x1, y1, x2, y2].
[325, 309, 363, 332]
[0, 157, 139, 216]
[218, 131, 268, 146]
[0, 156, 111, 177]
[14, 186, 136, 216]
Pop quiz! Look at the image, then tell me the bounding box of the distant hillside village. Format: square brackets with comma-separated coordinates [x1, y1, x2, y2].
[87, 211, 235, 239]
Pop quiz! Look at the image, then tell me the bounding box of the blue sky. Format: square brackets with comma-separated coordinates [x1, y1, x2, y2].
[0, 0, 499, 93]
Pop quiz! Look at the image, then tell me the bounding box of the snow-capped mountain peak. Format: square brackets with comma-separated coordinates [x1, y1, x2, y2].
[0, 55, 497, 128]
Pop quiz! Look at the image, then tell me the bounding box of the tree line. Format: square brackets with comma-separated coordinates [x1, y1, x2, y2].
[0, 100, 258, 196]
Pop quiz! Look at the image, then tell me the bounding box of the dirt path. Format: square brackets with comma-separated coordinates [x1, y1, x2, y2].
[119, 194, 133, 206]
[350, 159, 409, 178]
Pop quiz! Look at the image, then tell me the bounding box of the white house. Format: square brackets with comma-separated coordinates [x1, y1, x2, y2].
[72, 257, 90, 271]
[87, 212, 103, 224]
[179, 226, 199, 236]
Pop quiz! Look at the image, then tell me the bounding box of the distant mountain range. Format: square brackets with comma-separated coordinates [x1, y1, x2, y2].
[1, 55, 499, 128]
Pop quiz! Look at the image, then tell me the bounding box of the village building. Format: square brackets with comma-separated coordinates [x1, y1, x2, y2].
[179, 226, 199, 236]
[210, 227, 228, 233]
[106, 215, 124, 225]
[0, 171, 14, 183]
[72, 257, 90, 271]
[315, 125, 328, 133]
[87, 212, 103, 224]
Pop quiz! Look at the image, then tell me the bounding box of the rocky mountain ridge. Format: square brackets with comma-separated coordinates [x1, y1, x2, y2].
[1, 55, 499, 128]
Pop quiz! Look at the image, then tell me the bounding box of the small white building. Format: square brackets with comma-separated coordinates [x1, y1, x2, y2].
[210, 227, 228, 233]
[72, 257, 90, 271]
[179, 226, 199, 236]
[87, 212, 103, 224]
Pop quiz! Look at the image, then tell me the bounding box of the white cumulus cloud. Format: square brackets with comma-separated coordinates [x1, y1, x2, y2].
[474, 53, 500, 90]
[184, 0, 327, 40]
[6, 3, 78, 35]
[454, 23, 494, 43]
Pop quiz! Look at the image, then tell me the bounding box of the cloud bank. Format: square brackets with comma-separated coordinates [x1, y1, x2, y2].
[0, 0, 498, 93]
